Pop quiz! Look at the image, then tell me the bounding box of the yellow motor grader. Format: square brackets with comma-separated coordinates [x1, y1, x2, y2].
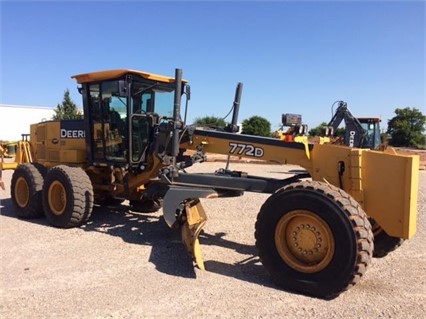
[1, 68, 419, 299]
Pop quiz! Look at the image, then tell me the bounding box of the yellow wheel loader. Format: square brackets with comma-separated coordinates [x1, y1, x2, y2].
[1, 68, 419, 299]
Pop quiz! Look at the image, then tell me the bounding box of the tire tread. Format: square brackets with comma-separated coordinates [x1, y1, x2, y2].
[11, 163, 45, 218]
[255, 180, 373, 299]
[43, 165, 93, 228]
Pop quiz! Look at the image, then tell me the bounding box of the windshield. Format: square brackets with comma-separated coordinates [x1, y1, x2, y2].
[361, 122, 381, 149]
[131, 81, 175, 118]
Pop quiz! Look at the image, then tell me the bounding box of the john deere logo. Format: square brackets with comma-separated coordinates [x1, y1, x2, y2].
[60, 120, 85, 139]
[60, 129, 85, 138]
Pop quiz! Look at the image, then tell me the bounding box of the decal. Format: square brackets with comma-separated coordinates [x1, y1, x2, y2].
[349, 130, 355, 147]
[229, 142, 264, 157]
[60, 120, 85, 139]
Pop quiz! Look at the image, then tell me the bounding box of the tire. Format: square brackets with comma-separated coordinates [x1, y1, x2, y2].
[11, 163, 45, 218]
[42, 165, 94, 228]
[32, 162, 48, 178]
[255, 180, 373, 299]
[370, 218, 404, 258]
[130, 199, 162, 213]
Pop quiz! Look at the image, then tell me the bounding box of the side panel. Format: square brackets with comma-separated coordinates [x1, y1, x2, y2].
[310, 145, 367, 207]
[309, 144, 418, 239]
[30, 121, 86, 167]
[361, 151, 419, 239]
[310, 144, 352, 189]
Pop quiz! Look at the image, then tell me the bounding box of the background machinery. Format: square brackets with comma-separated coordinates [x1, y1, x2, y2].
[323, 101, 382, 149]
[273, 101, 383, 150]
[1, 68, 419, 299]
[0, 142, 17, 158]
[271, 113, 308, 143]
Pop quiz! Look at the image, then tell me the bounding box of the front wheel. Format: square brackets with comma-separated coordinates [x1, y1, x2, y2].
[255, 181, 373, 299]
[42, 165, 94, 228]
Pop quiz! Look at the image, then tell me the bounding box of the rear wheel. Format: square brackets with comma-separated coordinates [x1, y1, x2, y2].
[255, 181, 373, 299]
[42, 165, 94, 228]
[11, 163, 45, 218]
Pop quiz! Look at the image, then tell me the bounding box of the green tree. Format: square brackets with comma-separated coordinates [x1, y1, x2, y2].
[241, 116, 271, 137]
[308, 122, 328, 136]
[53, 89, 82, 120]
[193, 115, 226, 128]
[308, 122, 345, 137]
[387, 107, 426, 148]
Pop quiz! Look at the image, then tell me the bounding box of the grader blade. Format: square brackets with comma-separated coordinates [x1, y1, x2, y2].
[181, 199, 207, 270]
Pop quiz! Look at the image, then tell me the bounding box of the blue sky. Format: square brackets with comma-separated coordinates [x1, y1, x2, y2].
[1, 0, 425, 131]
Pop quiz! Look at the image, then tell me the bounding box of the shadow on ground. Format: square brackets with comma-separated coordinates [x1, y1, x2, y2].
[1, 198, 275, 289]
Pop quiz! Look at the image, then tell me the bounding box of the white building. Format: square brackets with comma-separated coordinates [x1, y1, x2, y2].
[0, 104, 55, 141]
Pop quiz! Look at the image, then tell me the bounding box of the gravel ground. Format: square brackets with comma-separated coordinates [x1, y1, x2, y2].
[1, 162, 425, 319]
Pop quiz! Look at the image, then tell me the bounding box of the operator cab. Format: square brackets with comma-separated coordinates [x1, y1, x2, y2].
[72, 69, 186, 169]
[357, 117, 381, 149]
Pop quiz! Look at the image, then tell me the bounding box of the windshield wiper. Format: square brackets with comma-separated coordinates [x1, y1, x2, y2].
[132, 82, 159, 96]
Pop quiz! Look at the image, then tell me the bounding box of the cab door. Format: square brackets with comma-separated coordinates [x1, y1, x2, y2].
[86, 81, 127, 163]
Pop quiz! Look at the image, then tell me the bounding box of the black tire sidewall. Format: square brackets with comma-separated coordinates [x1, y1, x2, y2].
[43, 167, 76, 228]
[11, 165, 36, 210]
[11, 164, 44, 218]
[256, 186, 358, 297]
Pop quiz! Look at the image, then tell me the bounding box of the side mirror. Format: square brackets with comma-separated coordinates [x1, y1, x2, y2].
[185, 85, 191, 100]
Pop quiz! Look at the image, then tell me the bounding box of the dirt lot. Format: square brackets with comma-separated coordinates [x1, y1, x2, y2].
[1, 162, 425, 319]
[395, 148, 426, 170]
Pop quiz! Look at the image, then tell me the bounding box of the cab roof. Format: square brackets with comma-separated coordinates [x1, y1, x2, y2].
[71, 68, 187, 84]
[357, 117, 381, 122]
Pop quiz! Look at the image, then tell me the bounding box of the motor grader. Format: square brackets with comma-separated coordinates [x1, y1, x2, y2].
[1, 68, 419, 299]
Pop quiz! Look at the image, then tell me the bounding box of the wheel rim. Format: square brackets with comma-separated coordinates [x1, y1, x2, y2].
[48, 180, 67, 215]
[15, 177, 29, 208]
[275, 210, 335, 273]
